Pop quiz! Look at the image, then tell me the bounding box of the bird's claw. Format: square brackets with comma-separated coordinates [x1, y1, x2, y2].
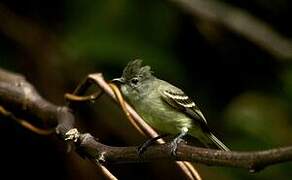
[170, 137, 184, 156]
[137, 143, 148, 156]
[170, 127, 188, 156]
[137, 134, 169, 156]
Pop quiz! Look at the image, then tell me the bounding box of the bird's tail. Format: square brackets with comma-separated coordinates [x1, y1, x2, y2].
[208, 133, 230, 151]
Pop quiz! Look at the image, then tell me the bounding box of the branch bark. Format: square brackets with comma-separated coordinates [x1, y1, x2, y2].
[1, 67, 292, 175]
[79, 133, 292, 172]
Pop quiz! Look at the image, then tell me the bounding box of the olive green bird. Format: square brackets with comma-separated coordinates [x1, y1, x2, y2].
[112, 60, 229, 153]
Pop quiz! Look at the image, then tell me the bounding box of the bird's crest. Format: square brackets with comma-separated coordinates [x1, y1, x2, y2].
[122, 59, 152, 80]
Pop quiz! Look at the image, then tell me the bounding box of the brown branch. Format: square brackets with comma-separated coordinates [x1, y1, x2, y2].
[0, 68, 116, 180]
[78, 133, 292, 172]
[170, 0, 292, 60]
[1, 67, 292, 177]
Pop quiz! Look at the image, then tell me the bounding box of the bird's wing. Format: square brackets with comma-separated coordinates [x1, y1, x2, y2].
[160, 88, 210, 132]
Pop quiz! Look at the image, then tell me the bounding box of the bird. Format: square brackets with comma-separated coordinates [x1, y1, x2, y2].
[112, 59, 229, 154]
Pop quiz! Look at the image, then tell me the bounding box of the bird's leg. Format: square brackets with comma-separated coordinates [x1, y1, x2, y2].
[170, 127, 188, 156]
[138, 134, 169, 156]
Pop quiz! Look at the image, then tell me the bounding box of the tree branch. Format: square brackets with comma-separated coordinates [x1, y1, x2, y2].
[170, 0, 292, 60]
[0, 68, 115, 179]
[78, 133, 292, 172]
[0, 68, 73, 136]
[1, 67, 292, 176]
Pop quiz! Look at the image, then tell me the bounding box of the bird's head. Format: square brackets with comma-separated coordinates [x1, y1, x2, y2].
[112, 59, 154, 98]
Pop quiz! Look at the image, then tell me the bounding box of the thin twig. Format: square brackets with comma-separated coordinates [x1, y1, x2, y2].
[183, 161, 202, 180]
[0, 105, 54, 135]
[98, 165, 118, 180]
[108, 83, 145, 136]
[90, 159, 118, 180]
[64, 91, 102, 102]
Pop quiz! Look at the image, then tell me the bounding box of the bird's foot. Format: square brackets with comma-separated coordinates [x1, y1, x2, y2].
[170, 136, 186, 156]
[170, 127, 188, 156]
[137, 134, 169, 156]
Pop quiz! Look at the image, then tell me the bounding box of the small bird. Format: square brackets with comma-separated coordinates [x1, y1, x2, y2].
[112, 60, 229, 153]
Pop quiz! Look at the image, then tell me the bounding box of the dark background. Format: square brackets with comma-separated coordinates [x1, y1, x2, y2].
[1, 0, 292, 179]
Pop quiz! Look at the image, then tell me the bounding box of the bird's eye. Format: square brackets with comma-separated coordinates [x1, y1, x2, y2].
[130, 78, 139, 85]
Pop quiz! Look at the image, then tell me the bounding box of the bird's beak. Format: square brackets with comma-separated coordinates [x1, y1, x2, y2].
[111, 77, 125, 85]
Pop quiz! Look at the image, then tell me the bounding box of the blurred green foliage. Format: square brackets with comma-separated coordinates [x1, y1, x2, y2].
[61, 0, 185, 78]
